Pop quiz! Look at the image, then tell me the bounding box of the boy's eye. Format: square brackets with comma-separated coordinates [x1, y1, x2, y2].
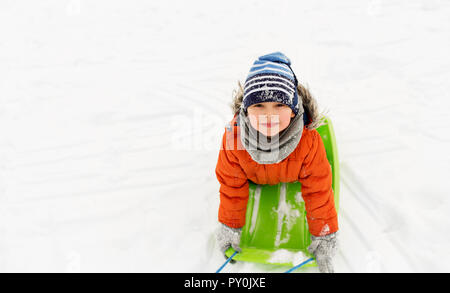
[276, 104, 285, 107]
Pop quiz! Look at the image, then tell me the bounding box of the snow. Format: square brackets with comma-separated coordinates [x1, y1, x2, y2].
[1, 0, 450, 272]
[267, 249, 309, 267]
[273, 183, 301, 247]
[249, 185, 261, 235]
[294, 191, 303, 204]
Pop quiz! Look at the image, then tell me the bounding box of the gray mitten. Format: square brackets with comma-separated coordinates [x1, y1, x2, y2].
[216, 223, 242, 261]
[307, 232, 338, 273]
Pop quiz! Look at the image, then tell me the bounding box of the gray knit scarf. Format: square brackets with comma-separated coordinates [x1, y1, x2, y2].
[238, 107, 304, 164]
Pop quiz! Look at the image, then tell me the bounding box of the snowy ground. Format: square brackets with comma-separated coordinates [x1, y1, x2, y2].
[1, 0, 450, 273]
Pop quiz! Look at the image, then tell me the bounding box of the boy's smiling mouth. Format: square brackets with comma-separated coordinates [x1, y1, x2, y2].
[261, 122, 279, 128]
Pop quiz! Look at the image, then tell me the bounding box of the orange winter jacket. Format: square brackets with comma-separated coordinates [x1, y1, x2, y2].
[215, 114, 338, 237]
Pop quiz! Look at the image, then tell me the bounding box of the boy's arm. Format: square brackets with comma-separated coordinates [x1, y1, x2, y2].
[299, 130, 338, 237]
[215, 131, 249, 228]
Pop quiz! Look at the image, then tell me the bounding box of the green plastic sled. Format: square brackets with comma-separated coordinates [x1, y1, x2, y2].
[225, 116, 340, 269]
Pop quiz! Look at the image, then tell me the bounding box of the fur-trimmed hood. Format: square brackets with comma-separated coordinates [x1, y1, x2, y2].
[230, 82, 325, 130]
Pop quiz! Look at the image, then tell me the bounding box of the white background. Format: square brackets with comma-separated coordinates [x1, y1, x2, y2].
[0, 0, 449, 272]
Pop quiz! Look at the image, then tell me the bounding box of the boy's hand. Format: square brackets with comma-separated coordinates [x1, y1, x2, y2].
[307, 232, 339, 273]
[216, 223, 242, 261]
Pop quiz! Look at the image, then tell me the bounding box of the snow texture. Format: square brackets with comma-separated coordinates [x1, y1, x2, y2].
[249, 185, 261, 236]
[268, 249, 309, 267]
[273, 183, 300, 247]
[1, 0, 450, 273]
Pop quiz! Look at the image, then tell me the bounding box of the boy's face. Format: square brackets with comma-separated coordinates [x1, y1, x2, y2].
[247, 102, 295, 137]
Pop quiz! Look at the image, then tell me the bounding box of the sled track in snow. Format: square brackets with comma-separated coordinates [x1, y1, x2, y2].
[339, 162, 419, 272]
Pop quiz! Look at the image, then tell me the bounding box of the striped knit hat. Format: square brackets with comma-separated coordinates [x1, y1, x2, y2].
[242, 52, 300, 115]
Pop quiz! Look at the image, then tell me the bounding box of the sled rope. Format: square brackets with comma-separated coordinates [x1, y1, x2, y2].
[215, 251, 238, 273]
[283, 257, 314, 273]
